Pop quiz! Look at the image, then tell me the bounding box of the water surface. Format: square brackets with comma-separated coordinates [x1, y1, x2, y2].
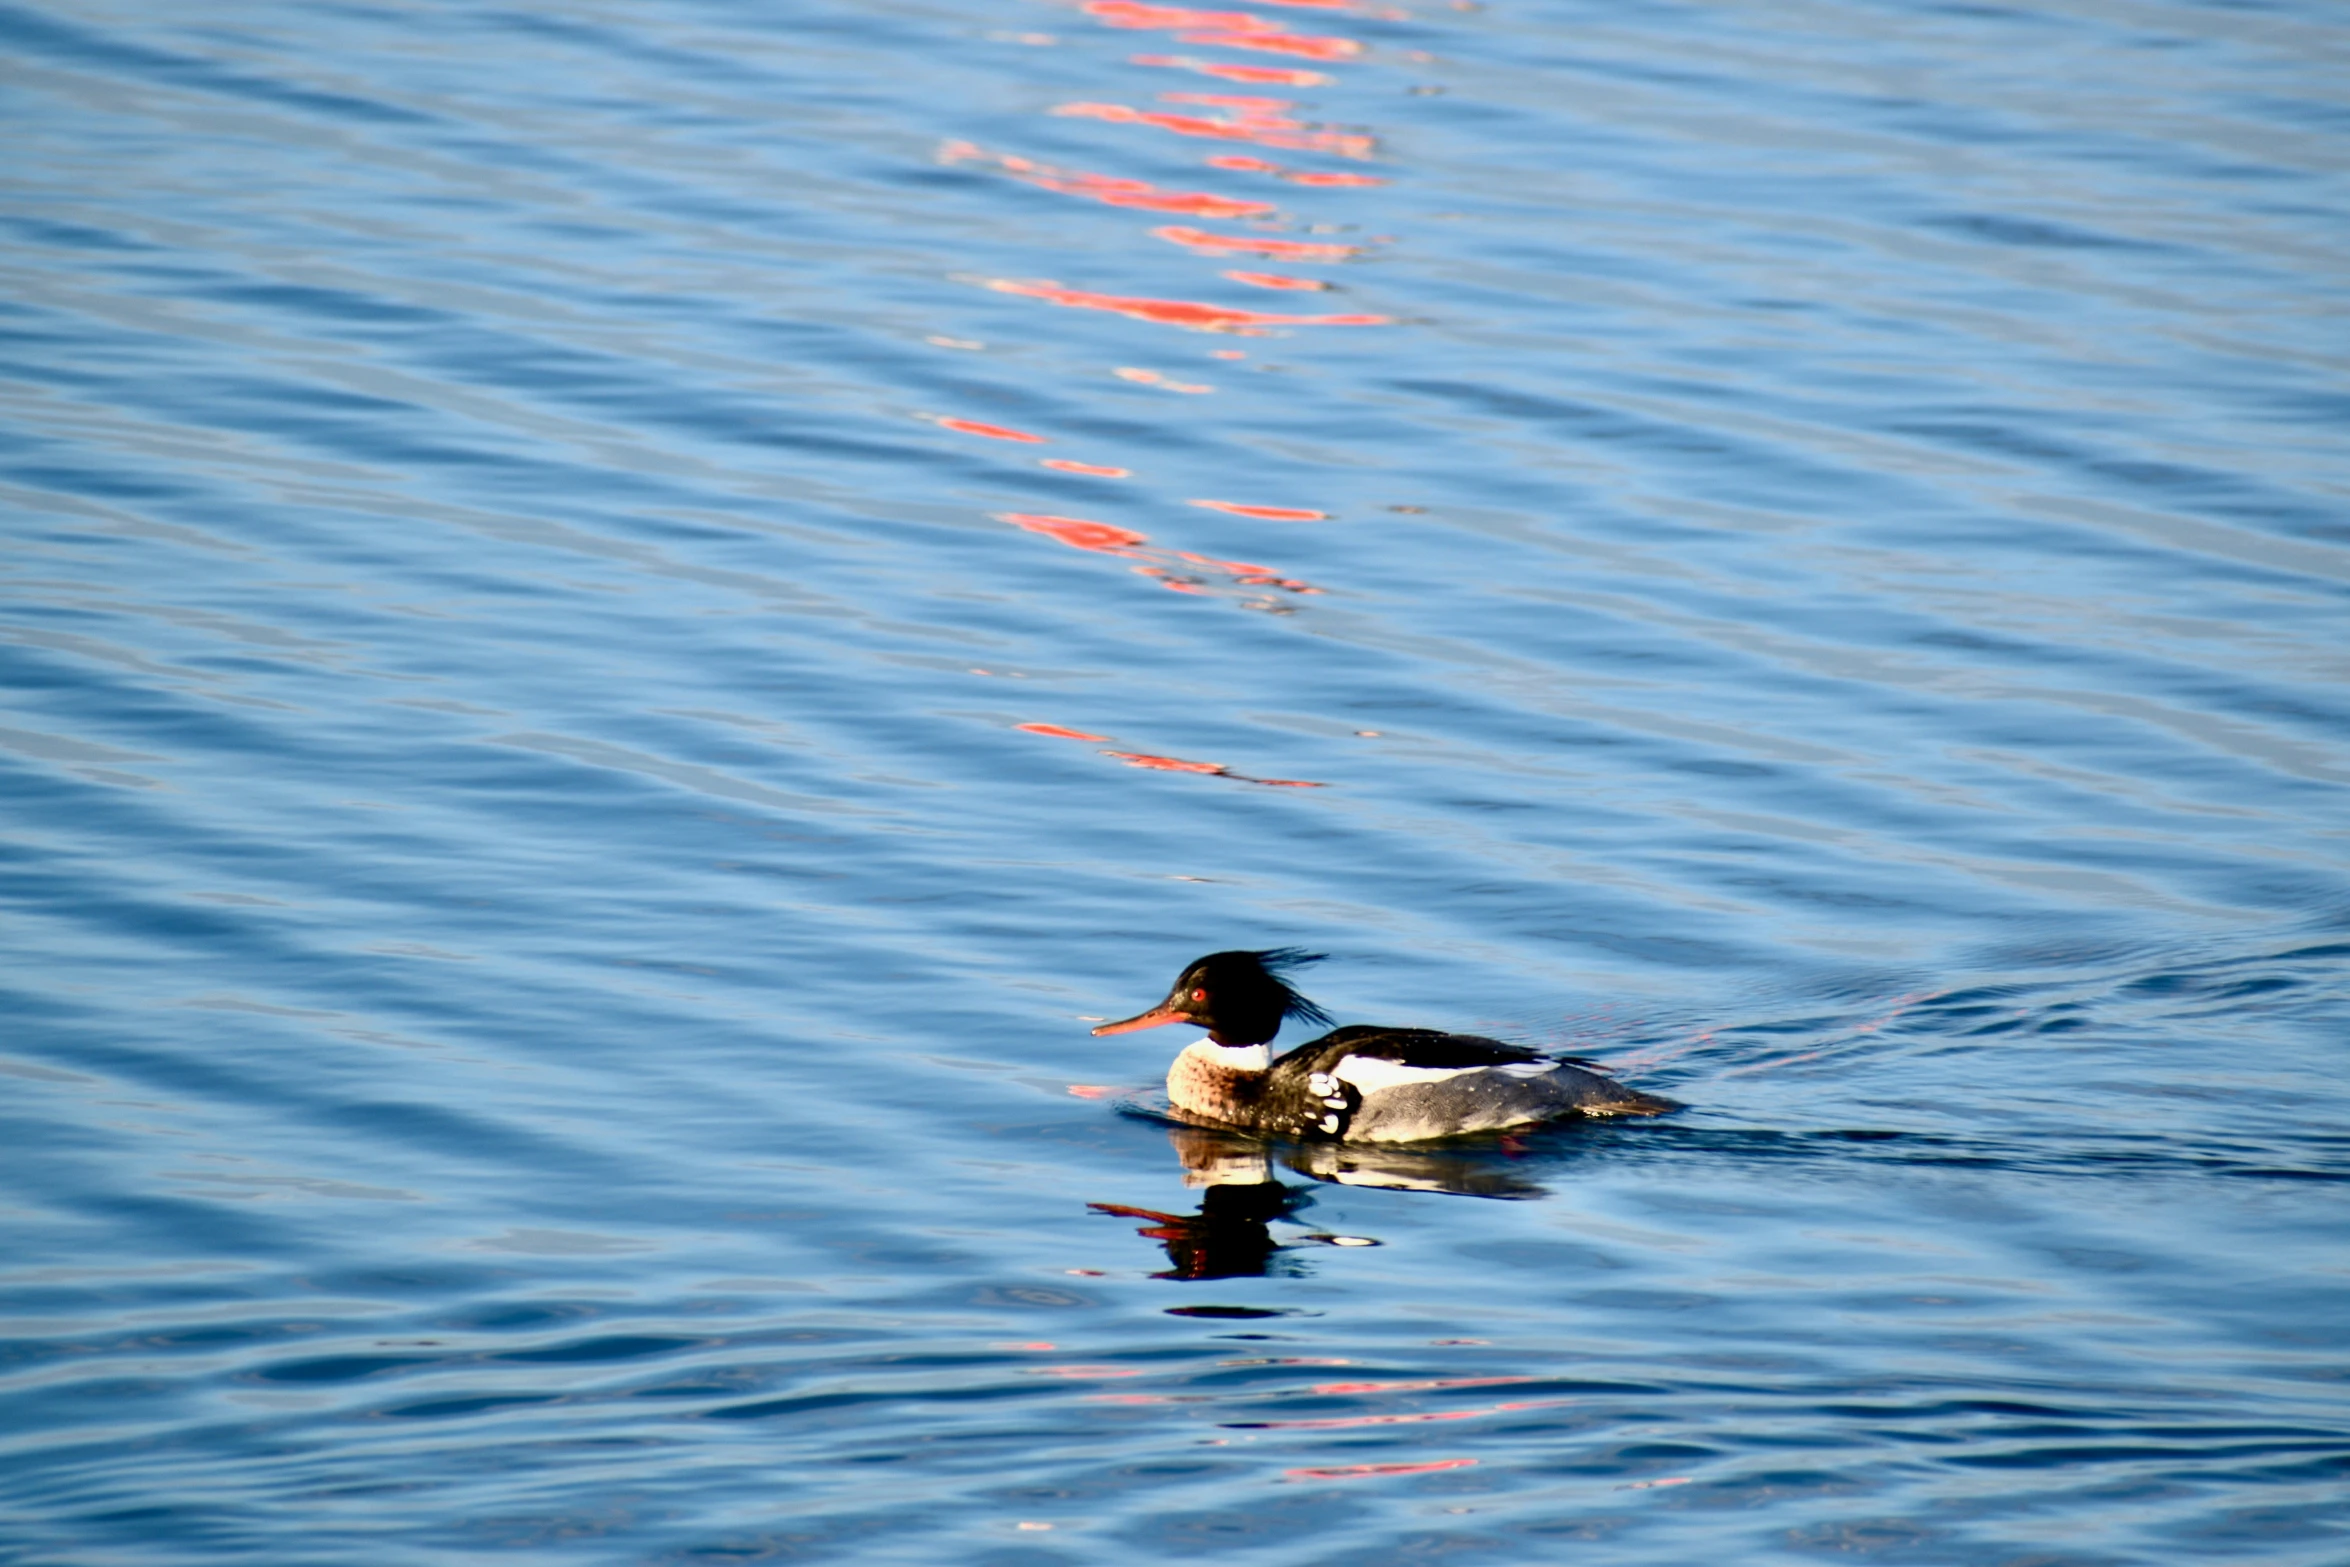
[3, 0, 2347, 1560]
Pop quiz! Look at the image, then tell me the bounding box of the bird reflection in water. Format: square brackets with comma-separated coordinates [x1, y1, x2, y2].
[1090, 1187, 1304, 1280]
[1090, 1124, 1549, 1279]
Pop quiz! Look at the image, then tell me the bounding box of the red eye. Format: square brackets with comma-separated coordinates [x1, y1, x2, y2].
[1191, 988, 1207, 1003]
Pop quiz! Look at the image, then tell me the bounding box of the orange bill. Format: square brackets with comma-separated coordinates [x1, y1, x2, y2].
[1092, 1004, 1188, 1035]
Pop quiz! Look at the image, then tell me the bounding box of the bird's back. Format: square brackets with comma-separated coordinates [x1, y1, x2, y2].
[1270, 1025, 1679, 1142]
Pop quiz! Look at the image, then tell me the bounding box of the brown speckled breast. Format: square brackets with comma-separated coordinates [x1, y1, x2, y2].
[1166, 1051, 1266, 1125]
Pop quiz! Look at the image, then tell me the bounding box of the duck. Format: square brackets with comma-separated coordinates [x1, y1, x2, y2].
[1092, 949, 1681, 1143]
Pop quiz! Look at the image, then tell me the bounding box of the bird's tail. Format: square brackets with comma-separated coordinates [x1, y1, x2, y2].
[1585, 1084, 1683, 1117]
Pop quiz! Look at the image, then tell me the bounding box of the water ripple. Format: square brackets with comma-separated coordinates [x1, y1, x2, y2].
[4, 0, 2347, 1560]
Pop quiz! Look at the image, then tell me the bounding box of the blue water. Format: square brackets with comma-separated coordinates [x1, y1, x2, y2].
[4, 0, 2347, 1560]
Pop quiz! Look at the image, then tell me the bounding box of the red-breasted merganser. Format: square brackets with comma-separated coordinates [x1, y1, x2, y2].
[1092, 949, 1681, 1142]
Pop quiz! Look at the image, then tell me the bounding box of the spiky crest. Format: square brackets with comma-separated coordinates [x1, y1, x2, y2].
[1250, 948, 1333, 1031]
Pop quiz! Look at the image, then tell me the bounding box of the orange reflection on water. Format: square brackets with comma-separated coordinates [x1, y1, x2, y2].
[1177, 27, 1362, 60]
[1236, 1397, 1570, 1430]
[986, 277, 1387, 331]
[1040, 458, 1133, 476]
[1129, 52, 1333, 86]
[1169, 551, 1319, 590]
[936, 416, 1046, 443]
[1224, 269, 1328, 290]
[1283, 1460, 1478, 1482]
[1112, 751, 1326, 787]
[1020, 718, 1326, 788]
[1024, 1365, 1143, 1378]
[1078, 3, 1364, 61]
[1310, 1375, 1531, 1395]
[1191, 498, 1328, 519]
[1053, 99, 1374, 159]
[997, 511, 1324, 608]
[1082, 2, 1276, 29]
[941, 141, 1277, 218]
[1002, 512, 1152, 555]
[1193, 155, 1387, 187]
[1151, 225, 1364, 260]
[1105, 751, 1226, 775]
[1147, 558, 1321, 596]
[1116, 366, 1214, 392]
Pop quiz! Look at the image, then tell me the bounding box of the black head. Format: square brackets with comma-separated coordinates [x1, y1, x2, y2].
[1092, 948, 1333, 1047]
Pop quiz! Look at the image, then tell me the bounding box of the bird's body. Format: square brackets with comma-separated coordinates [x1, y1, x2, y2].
[1095, 951, 1680, 1143]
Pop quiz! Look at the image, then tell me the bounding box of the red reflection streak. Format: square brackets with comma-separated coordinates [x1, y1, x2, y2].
[1025, 1365, 1143, 1378]
[1002, 513, 1151, 554]
[1018, 711, 1325, 788]
[1115, 366, 1212, 392]
[1112, 751, 1328, 787]
[1130, 53, 1333, 86]
[1058, 100, 1285, 135]
[1190, 499, 1328, 519]
[1170, 553, 1317, 587]
[1310, 1376, 1532, 1395]
[1191, 155, 1387, 187]
[1224, 269, 1328, 290]
[1078, 3, 1363, 60]
[999, 512, 1323, 600]
[941, 141, 1276, 218]
[1083, 2, 1278, 29]
[986, 277, 1388, 330]
[1105, 751, 1226, 774]
[1176, 28, 1362, 60]
[1054, 100, 1373, 159]
[1152, 225, 1363, 260]
[1284, 1460, 1478, 1481]
[1234, 1397, 1569, 1430]
[1040, 458, 1133, 476]
[936, 416, 1046, 443]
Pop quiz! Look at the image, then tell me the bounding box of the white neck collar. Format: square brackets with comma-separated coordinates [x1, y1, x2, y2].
[1184, 1039, 1270, 1072]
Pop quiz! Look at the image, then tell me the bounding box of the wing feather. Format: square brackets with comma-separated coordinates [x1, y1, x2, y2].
[1306, 1027, 1546, 1070]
